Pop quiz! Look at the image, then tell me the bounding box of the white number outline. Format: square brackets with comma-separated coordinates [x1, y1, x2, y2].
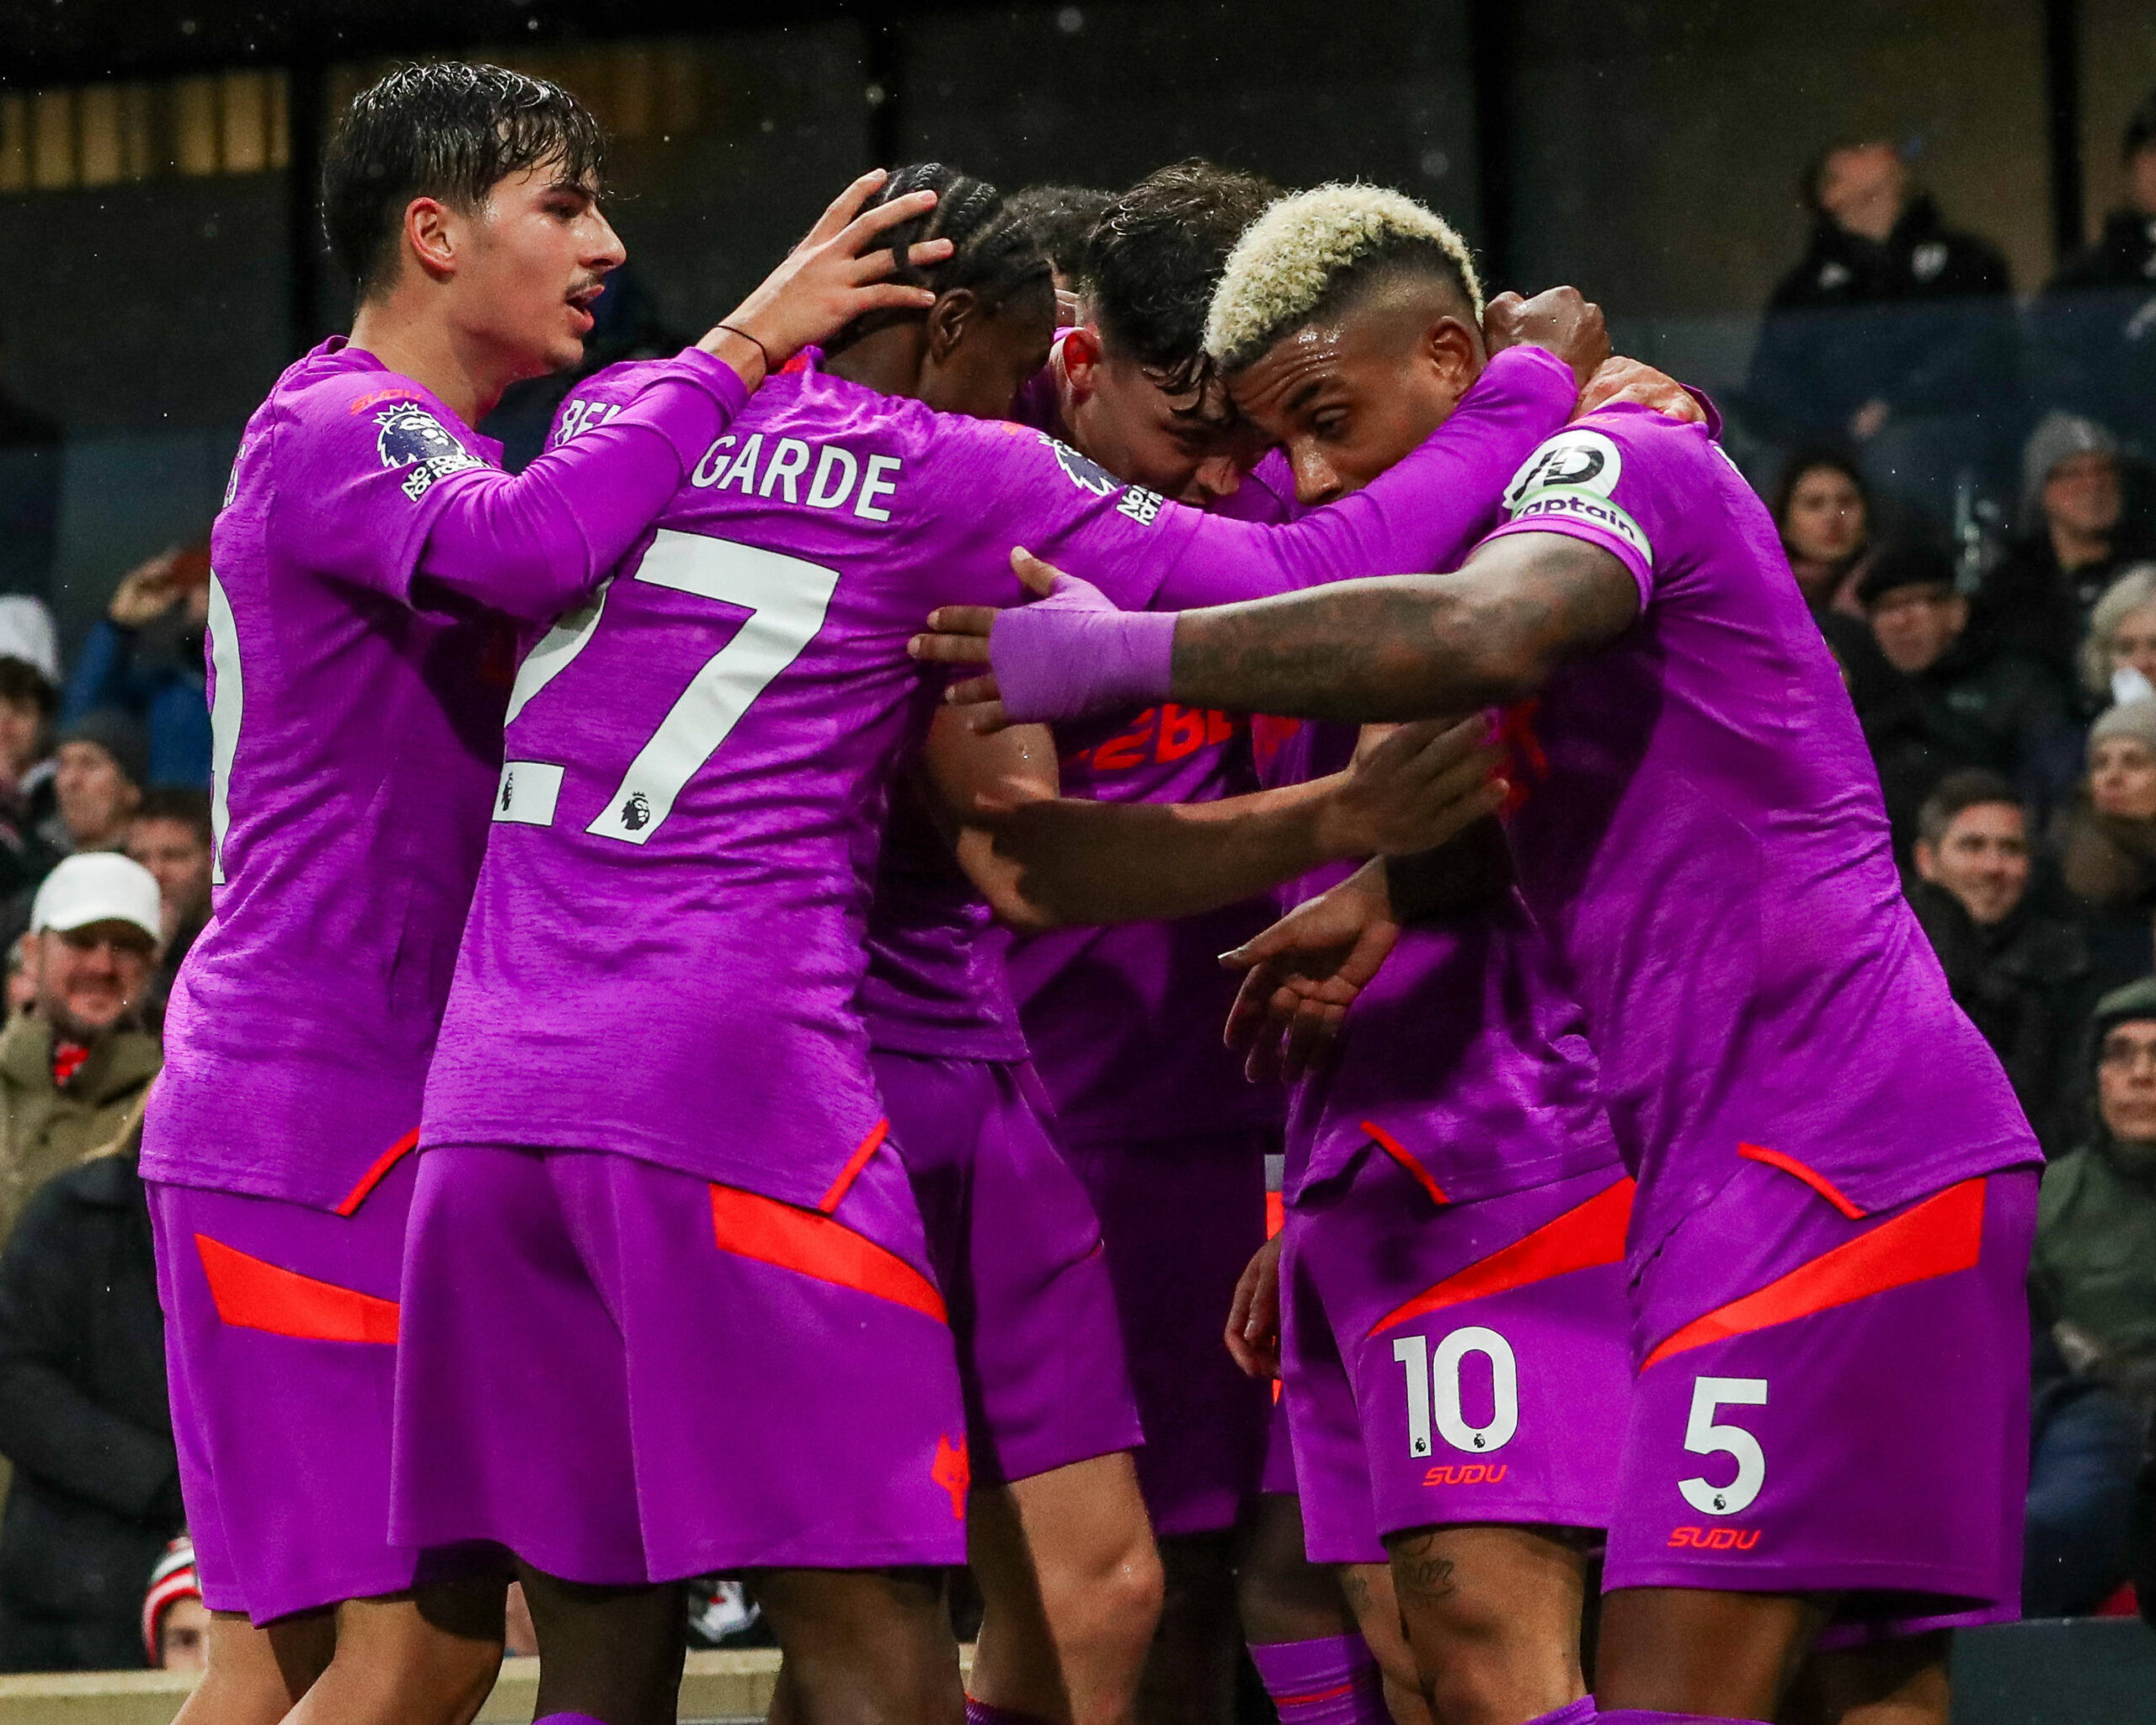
[1678, 1375, 1768, 1517]
[1432, 1326, 1518, 1455]
[1396, 1325, 1520, 1457]
[205, 571, 243, 885]
[506, 530, 840, 844]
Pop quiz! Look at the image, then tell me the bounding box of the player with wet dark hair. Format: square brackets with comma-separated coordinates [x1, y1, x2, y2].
[143, 58, 949, 1725]
[1001, 183, 1115, 293]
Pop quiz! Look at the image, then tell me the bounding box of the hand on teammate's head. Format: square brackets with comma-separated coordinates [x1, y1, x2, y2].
[706, 169, 956, 378]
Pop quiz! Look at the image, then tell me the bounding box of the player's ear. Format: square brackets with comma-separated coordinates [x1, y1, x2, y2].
[1422, 314, 1481, 398]
[925, 289, 978, 362]
[404, 196, 458, 281]
[1059, 324, 1104, 398]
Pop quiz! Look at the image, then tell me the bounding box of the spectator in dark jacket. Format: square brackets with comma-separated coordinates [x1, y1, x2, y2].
[59, 547, 210, 792]
[1972, 414, 2156, 681]
[2051, 697, 2156, 989]
[1746, 139, 2018, 510]
[2032, 88, 2156, 453]
[0, 1107, 181, 1670]
[1908, 770, 2095, 1149]
[1849, 542, 2080, 853]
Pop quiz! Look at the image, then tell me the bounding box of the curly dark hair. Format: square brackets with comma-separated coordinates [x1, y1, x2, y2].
[323, 61, 607, 300]
[824, 163, 1056, 355]
[1085, 159, 1280, 398]
[999, 184, 1113, 286]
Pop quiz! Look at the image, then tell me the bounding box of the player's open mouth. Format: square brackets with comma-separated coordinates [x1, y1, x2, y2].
[566, 283, 603, 333]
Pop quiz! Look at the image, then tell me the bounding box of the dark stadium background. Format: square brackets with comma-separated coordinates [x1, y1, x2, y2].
[0, 0, 2146, 658]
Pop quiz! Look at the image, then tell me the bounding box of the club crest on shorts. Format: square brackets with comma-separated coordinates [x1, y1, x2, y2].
[376, 403, 485, 501]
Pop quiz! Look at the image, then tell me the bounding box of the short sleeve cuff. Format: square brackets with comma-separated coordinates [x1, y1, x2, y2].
[1481, 514, 1654, 611]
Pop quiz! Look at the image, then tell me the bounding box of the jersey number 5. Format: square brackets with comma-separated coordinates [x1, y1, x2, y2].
[496, 529, 839, 842]
[1678, 1375, 1767, 1517]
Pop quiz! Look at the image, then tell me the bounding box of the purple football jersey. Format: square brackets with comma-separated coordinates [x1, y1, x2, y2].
[1252, 718, 1619, 1204]
[1480, 407, 2041, 1261]
[419, 360, 1208, 1204]
[143, 338, 747, 1207]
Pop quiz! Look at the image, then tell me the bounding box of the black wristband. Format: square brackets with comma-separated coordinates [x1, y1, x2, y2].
[714, 323, 772, 376]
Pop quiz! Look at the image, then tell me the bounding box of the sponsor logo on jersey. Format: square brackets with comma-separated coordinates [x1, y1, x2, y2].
[376, 403, 485, 501]
[1666, 1525, 1761, 1550]
[1422, 1462, 1508, 1487]
[1039, 432, 1121, 497]
[1117, 485, 1165, 526]
[1504, 427, 1623, 510]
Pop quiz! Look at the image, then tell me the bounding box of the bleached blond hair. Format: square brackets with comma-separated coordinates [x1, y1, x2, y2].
[1203, 183, 1484, 373]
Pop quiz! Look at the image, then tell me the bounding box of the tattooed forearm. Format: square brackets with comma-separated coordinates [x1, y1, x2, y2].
[1166, 534, 1637, 723]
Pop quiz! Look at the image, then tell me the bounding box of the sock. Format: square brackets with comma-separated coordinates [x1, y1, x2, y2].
[1248, 1634, 1388, 1724]
[964, 1701, 1057, 1725]
[532, 1716, 611, 1725]
[1598, 1712, 1774, 1725]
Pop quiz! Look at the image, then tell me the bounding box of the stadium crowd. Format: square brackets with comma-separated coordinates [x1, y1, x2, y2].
[0, 67, 2148, 1712]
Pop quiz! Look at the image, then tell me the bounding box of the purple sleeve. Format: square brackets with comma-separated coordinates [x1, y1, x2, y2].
[413, 349, 750, 621]
[1139, 344, 1578, 611]
[1476, 405, 1700, 610]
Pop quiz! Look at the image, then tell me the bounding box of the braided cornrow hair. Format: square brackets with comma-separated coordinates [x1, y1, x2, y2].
[825, 162, 1056, 355]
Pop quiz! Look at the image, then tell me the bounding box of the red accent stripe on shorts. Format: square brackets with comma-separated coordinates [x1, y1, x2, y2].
[1362, 1122, 1450, 1208]
[1641, 1176, 1987, 1370]
[1266, 1190, 1284, 1241]
[1737, 1140, 1867, 1219]
[1369, 1177, 1634, 1338]
[333, 1128, 421, 1217]
[710, 1183, 947, 1323]
[194, 1234, 400, 1344]
[1275, 1682, 1358, 1710]
[816, 1118, 889, 1215]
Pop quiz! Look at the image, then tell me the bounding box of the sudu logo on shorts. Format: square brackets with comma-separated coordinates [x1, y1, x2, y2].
[1422, 1462, 1507, 1487]
[1666, 1525, 1761, 1551]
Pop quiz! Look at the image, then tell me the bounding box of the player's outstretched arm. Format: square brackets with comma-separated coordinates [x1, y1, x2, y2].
[914, 534, 1640, 732]
[929, 711, 1504, 932]
[406, 175, 953, 624]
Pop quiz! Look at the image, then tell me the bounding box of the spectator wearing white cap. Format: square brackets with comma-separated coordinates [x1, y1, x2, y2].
[1972, 412, 2156, 680]
[2051, 697, 2156, 991]
[0, 853, 161, 1244]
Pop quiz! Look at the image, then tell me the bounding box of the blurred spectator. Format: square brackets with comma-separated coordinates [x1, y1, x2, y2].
[1973, 414, 2156, 680]
[2080, 563, 2156, 714]
[123, 790, 211, 1011]
[1772, 447, 1873, 617]
[60, 547, 211, 791]
[2051, 698, 2156, 989]
[2027, 979, 2156, 1616]
[141, 1536, 203, 1672]
[1907, 770, 2093, 1149]
[2031, 89, 2156, 454]
[1746, 139, 2017, 512]
[0, 1105, 181, 1671]
[0, 855, 161, 1245]
[41, 710, 147, 861]
[0, 659, 59, 905]
[1849, 542, 2079, 854]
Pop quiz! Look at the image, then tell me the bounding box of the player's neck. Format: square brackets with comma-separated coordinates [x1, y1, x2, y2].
[821, 324, 928, 403]
[347, 290, 519, 428]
